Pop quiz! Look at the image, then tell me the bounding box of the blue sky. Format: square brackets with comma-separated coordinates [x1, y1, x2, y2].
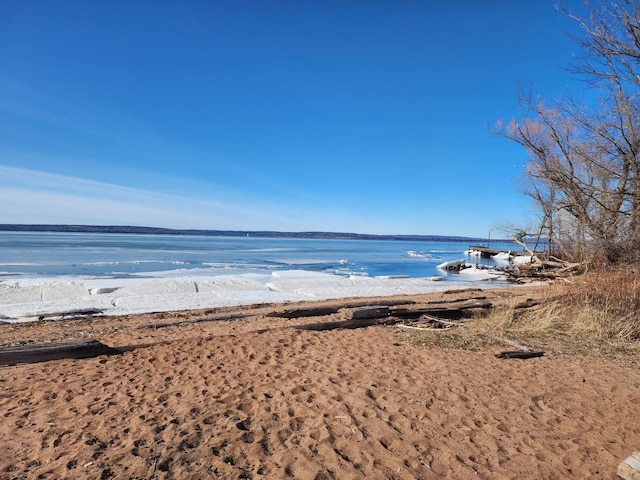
[0, 0, 585, 237]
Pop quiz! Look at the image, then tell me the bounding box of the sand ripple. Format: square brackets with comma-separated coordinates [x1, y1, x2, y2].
[1, 291, 639, 479]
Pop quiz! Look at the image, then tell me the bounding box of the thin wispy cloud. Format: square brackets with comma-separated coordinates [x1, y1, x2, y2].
[0, 165, 310, 230]
[0, 81, 325, 205]
[1, 2, 572, 236]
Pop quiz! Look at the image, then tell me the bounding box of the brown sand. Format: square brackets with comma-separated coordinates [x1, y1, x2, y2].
[1, 286, 639, 479]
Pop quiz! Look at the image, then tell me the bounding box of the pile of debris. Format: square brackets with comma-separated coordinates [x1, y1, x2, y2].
[500, 236, 586, 283]
[505, 256, 585, 283]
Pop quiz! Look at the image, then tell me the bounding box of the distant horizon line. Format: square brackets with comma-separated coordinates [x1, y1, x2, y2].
[0, 223, 509, 243]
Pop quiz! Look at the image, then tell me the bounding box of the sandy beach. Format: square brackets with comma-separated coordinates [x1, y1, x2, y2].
[1, 285, 639, 480]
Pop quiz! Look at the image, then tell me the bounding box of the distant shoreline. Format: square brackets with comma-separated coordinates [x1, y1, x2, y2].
[0, 224, 506, 243]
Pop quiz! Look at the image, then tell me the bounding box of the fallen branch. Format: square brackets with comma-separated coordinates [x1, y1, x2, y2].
[419, 314, 464, 328]
[514, 299, 541, 309]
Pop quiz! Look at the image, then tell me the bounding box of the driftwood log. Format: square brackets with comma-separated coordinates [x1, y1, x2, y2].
[295, 318, 381, 331]
[0, 339, 121, 366]
[514, 298, 541, 309]
[268, 306, 342, 319]
[295, 298, 494, 331]
[295, 306, 391, 331]
[350, 305, 390, 319]
[495, 351, 545, 360]
[268, 299, 415, 319]
[391, 299, 493, 320]
[498, 236, 587, 282]
[509, 260, 584, 281]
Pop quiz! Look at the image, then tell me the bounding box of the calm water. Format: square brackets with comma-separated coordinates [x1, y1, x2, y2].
[0, 232, 517, 281]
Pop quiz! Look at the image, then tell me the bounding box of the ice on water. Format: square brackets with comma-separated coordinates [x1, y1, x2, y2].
[0, 233, 520, 323]
[0, 270, 496, 323]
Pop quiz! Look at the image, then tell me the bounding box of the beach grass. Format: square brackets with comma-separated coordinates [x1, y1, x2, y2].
[407, 268, 640, 364]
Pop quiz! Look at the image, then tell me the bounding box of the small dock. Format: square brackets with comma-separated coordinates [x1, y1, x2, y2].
[468, 245, 530, 258]
[468, 245, 505, 258]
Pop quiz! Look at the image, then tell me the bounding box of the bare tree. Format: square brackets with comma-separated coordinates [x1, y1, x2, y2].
[498, 1, 640, 263]
[563, 0, 640, 89]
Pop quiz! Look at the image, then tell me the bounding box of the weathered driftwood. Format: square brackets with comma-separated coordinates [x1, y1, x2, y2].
[618, 451, 640, 480]
[511, 235, 540, 260]
[349, 305, 390, 320]
[426, 296, 487, 305]
[444, 288, 483, 294]
[0, 339, 120, 366]
[419, 315, 464, 327]
[301, 301, 488, 331]
[506, 259, 585, 282]
[268, 299, 415, 319]
[345, 299, 417, 307]
[294, 306, 396, 331]
[391, 299, 493, 320]
[495, 351, 544, 359]
[497, 237, 586, 282]
[514, 298, 541, 309]
[295, 317, 382, 331]
[279, 303, 419, 330]
[267, 306, 342, 319]
[398, 313, 465, 331]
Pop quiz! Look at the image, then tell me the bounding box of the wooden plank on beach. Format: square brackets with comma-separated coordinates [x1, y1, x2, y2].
[269, 299, 417, 319]
[295, 316, 385, 331]
[391, 299, 493, 319]
[348, 305, 390, 320]
[267, 306, 342, 319]
[514, 298, 541, 309]
[444, 288, 483, 294]
[0, 339, 121, 366]
[295, 306, 404, 330]
[495, 351, 544, 360]
[618, 451, 640, 480]
[344, 299, 416, 307]
[426, 296, 488, 305]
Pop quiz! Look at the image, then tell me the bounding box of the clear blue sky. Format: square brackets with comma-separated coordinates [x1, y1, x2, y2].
[0, 0, 585, 237]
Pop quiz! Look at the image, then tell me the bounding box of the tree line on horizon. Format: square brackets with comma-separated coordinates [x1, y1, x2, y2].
[0, 224, 495, 243]
[497, 0, 640, 264]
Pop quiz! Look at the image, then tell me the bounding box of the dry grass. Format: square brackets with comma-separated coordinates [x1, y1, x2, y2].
[405, 269, 640, 365]
[561, 267, 640, 343]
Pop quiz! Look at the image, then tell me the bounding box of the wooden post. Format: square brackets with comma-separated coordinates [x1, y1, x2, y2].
[618, 452, 640, 480]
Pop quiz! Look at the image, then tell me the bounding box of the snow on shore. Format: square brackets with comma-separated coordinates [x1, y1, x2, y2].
[0, 270, 507, 323]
